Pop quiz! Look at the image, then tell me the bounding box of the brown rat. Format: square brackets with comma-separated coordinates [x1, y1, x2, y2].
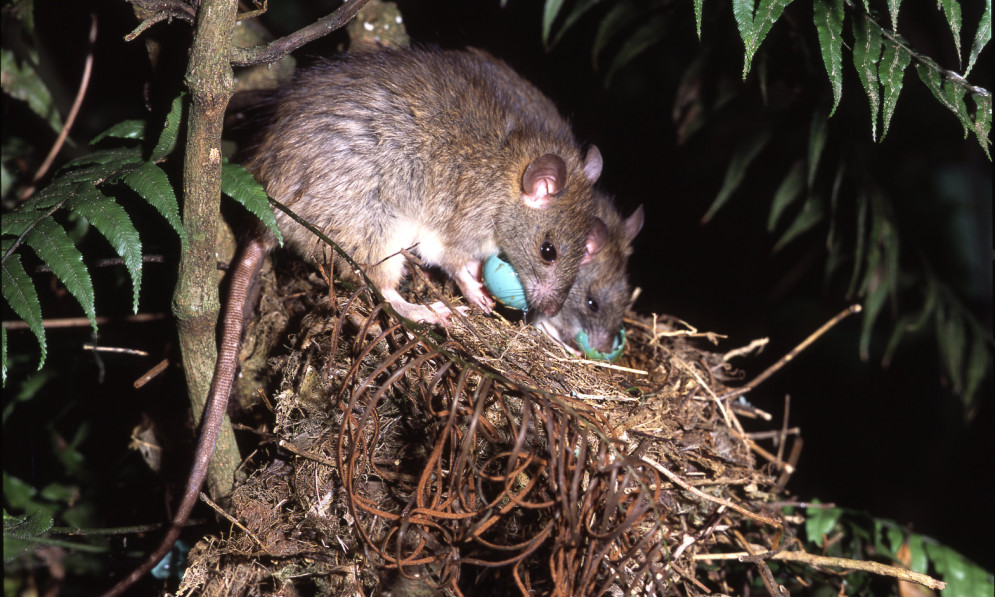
[536, 193, 644, 356]
[102, 46, 606, 595]
[248, 46, 607, 322]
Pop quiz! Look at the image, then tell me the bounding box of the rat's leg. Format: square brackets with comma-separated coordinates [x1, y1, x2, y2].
[453, 259, 495, 312]
[368, 253, 466, 324]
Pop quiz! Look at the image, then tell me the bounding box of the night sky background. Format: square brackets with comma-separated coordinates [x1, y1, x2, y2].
[3, 0, 992, 591]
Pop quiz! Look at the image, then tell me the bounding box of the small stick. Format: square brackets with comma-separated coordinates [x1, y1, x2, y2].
[82, 344, 150, 357]
[20, 15, 98, 201]
[197, 492, 270, 555]
[134, 358, 169, 389]
[720, 305, 862, 400]
[2, 313, 167, 330]
[694, 549, 946, 591]
[641, 456, 781, 528]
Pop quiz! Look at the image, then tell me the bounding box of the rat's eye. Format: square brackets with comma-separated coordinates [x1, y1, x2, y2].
[586, 296, 599, 313]
[540, 241, 557, 263]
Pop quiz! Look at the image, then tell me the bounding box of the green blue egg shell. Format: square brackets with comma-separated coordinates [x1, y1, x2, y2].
[482, 252, 528, 311]
[576, 328, 626, 362]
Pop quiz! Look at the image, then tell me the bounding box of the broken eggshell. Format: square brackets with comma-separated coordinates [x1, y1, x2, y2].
[576, 328, 626, 362]
[482, 252, 529, 311]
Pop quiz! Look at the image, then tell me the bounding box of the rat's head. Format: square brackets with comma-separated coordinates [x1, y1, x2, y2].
[495, 146, 606, 317]
[537, 200, 644, 357]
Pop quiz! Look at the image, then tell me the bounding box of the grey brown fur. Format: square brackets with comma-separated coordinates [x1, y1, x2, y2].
[537, 194, 644, 354]
[101, 46, 606, 596]
[246, 46, 605, 321]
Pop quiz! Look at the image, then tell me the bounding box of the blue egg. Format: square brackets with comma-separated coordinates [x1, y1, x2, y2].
[482, 253, 528, 311]
[576, 328, 626, 362]
[151, 539, 189, 580]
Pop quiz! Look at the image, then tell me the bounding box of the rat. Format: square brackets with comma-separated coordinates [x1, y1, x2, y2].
[535, 192, 644, 357]
[101, 46, 606, 596]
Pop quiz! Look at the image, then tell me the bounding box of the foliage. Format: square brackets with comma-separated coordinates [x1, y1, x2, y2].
[1, 106, 281, 385]
[544, 0, 992, 417]
[799, 503, 994, 596]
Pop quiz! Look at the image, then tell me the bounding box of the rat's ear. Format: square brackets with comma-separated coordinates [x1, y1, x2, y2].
[583, 145, 603, 183]
[521, 154, 567, 208]
[581, 217, 609, 264]
[623, 205, 645, 245]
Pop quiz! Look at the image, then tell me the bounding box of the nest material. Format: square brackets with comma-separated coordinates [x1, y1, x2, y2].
[177, 260, 796, 596]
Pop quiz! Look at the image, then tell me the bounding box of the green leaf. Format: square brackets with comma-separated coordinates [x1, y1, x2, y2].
[887, 0, 903, 31]
[592, 1, 641, 68]
[962, 332, 991, 414]
[1, 208, 50, 239]
[773, 194, 823, 252]
[1, 326, 6, 385]
[62, 146, 144, 170]
[549, 0, 601, 49]
[542, 0, 566, 47]
[965, 0, 991, 76]
[936, 308, 966, 393]
[852, 16, 883, 140]
[1, 246, 45, 371]
[807, 111, 829, 188]
[701, 129, 772, 223]
[90, 119, 147, 145]
[221, 160, 282, 246]
[847, 191, 869, 296]
[0, 48, 63, 133]
[23, 218, 96, 334]
[938, 0, 963, 66]
[925, 542, 995, 596]
[767, 159, 804, 232]
[605, 14, 669, 86]
[916, 62, 972, 137]
[3, 509, 54, 540]
[733, 0, 791, 79]
[805, 503, 842, 544]
[694, 0, 704, 39]
[970, 92, 992, 160]
[814, 0, 845, 116]
[151, 93, 185, 162]
[825, 160, 845, 251]
[66, 187, 143, 313]
[878, 42, 912, 140]
[121, 162, 187, 249]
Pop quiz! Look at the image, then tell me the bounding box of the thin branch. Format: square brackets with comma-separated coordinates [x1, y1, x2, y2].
[694, 549, 947, 591]
[230, 0, 370, 66]
[19, 15, 98, 201]
[720, 305, 862, 400]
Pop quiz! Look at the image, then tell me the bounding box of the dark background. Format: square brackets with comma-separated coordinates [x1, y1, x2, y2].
[3, 0, 992, 589]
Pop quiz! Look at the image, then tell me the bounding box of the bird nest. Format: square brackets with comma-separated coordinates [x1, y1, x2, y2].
[176, 257, 798, 596]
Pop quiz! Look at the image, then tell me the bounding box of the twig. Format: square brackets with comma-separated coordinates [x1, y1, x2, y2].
[641, 456, 782, 528]
[82, 344, 150, 357]
[134, 358, 170, 389]
[197, 492, 271, 555]
[230, 0, 370, 66]
[694, 549, 946, 591]
[2, 313, 167, 330]
[20, 15, 98, 201]
[720, 305, 862, 400]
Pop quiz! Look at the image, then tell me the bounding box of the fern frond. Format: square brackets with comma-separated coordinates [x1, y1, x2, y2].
[23, 218, 97, 334]
[151, 93, 185, 162]
[90, 119, 146, 145]
[965, 0, 991, 76]
[853, 16, 883, 140]
[66, 188, 143, 313]
[814, 0, 845, 116]
[701, 129, 771, 223]
[221, 160, 283, 245]
[121, 162, 187, 249]
[1, 244, 45, 373]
